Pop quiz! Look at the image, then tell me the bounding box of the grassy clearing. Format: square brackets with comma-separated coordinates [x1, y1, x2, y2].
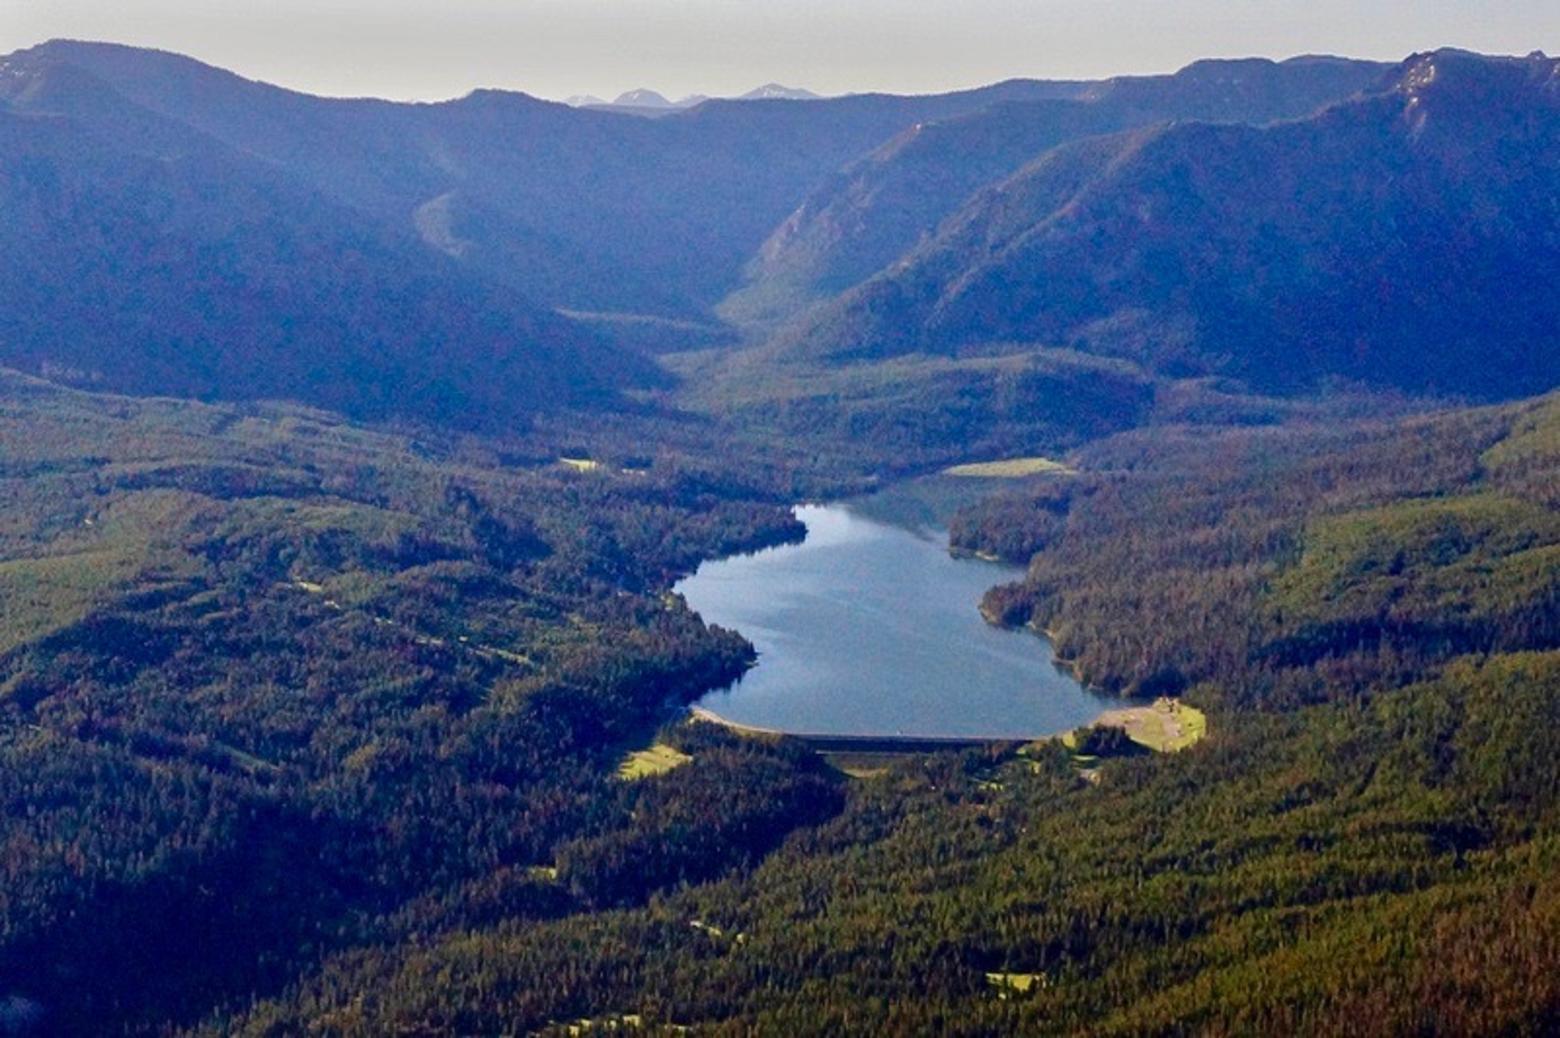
[0, 490, 196, 654]
[1267, 494, 1560, 631]
[1042, 701, 1207, 758]
[616, 742, 692, 780]
[943, 457, 1075, 478]
[1098, 699, 1208, 753]
[1482, 395, 1560, 473]
[986, 972, 1046, 996]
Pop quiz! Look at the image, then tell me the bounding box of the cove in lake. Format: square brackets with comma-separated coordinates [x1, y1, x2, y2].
[679, 502, 1116, 739]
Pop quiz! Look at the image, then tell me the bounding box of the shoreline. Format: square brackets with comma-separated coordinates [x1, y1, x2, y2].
[687, 704, 788, 738]
[689, 698, 1205, 754]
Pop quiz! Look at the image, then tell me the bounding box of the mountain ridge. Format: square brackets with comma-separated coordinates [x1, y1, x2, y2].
[758, 48, 1560, 400]
[0, 69, 661, 426]
[720, 54, 1391, 326]
[1, 40, 1124, 313]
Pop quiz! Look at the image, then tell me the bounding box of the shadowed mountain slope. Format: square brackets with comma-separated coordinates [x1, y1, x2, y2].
[0, 69, 656, 426]
[723, 56, 1387, 325]
[768, 50, 1560, 400]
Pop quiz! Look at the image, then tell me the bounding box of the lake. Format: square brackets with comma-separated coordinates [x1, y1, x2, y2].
[679, 502, 1115, 739]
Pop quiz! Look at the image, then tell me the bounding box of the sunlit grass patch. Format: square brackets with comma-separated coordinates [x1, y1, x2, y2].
[1106, 700, 1208, 753]
[943, 457, 1076, 478]
[616, 742, 692, 780]
[1482, 395, 1560, 473]
[986, 972, 1045, 996]
[0, 490, 191, 654]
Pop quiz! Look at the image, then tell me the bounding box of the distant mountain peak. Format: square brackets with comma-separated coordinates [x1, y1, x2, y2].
[592, 88, 709, 113]
[739, 83, 820, 101]
[458, 87, 547, 108]
[584, 84, 816, 109]
[1393, 47, 1557, 84]
[611, 88, 673, 108]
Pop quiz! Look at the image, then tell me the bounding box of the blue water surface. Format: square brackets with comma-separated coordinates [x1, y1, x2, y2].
[680, 503, 1114, 738]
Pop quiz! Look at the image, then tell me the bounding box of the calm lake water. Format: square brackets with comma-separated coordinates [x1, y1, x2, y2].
[679, 502, 1115, 738]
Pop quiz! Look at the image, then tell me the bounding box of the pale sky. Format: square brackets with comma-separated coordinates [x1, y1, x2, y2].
[3, 0, 1556, 103]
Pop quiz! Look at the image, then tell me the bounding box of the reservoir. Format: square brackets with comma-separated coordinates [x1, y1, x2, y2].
[680, 502, 1115, 739]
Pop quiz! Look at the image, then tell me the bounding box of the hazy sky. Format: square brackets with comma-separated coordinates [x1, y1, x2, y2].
[4, 1, 1556, 102]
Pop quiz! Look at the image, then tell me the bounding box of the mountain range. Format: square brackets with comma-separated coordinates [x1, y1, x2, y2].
[0, 59, 655, 426]
[0, 41, 1118, 315]
[0, 40, 1554, 423]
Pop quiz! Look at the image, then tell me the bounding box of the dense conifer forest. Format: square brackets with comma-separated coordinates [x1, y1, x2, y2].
[0, 372, 833, 1032]
[197, 392, 1558, 1035]
[3, 366, 1554, 1033]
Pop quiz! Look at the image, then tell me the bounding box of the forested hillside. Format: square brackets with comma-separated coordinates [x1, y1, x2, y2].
[0, 372, 844, 1033]
[0, 93, 652, 425]
[958, 394, 1560, 701]
[206, 393, 1560, 1035]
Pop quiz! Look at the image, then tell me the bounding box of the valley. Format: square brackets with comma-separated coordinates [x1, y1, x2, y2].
[0, 36, 1555, 1036]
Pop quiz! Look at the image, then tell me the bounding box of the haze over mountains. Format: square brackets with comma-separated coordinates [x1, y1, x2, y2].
[565, 85, 819, 114]
[0, 40, 1555, 424]
[0, 40, 1111, 311]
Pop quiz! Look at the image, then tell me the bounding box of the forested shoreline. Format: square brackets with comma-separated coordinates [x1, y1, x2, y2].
[0, 373, 839, 1033]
